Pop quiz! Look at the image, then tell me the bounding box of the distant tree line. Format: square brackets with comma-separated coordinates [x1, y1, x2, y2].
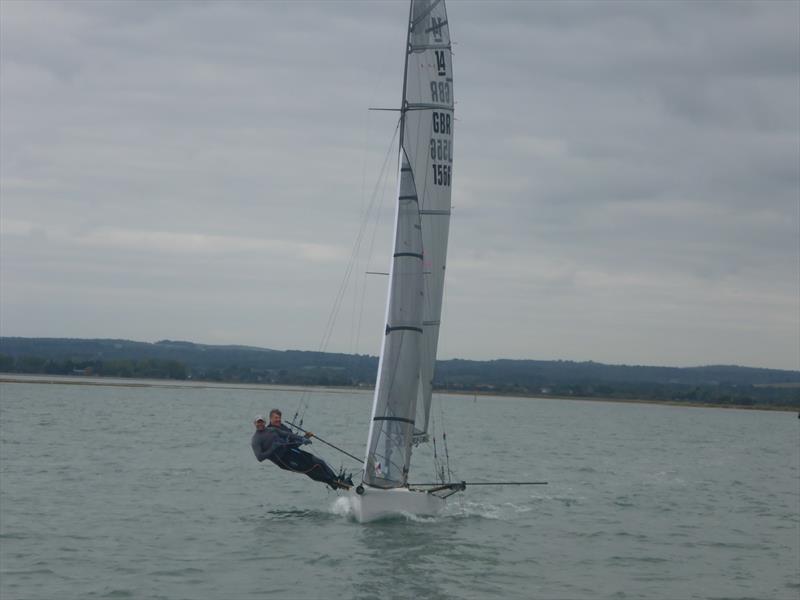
[435, 378, 797, 407]
[1, 337, 798, 408]
[0, 355, 187, 380]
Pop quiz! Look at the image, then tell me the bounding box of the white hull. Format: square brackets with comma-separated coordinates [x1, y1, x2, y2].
[350, 486, 445, 523]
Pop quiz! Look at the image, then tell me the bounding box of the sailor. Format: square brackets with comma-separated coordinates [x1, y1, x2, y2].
[251, 409, 352, 490]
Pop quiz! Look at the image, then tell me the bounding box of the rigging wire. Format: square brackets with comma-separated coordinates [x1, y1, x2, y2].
[347, 124, 397, 393]
[286, 420, 364, 464]
[438, 392, 454, 483]
[431, 422, 447, 485]
[432, 196, 457, 484]
[353, 155, 394, 364]
[290, 119, 402, 430]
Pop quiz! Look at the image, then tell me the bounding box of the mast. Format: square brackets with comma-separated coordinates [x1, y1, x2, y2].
[397, 0, 414, 154]
[363, 0, 454, 489]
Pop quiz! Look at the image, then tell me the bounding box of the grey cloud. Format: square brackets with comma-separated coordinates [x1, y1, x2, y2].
[1, 0, 797, 369]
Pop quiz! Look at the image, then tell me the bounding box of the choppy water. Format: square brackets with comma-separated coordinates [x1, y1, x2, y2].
[1, 377, 798, 600]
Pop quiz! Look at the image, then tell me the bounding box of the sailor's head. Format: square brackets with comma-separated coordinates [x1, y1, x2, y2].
[254, 415, 266, 430]
[269, 409, 282, 427]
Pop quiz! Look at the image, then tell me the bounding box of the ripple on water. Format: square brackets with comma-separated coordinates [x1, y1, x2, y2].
[607, 555, 670, 565]
[99, 590, 134, 599]
[147, 567, 205, 577]
[265, 507, 331, 521]
[1, 382, 796, 600]
[3, 568, 57, 576]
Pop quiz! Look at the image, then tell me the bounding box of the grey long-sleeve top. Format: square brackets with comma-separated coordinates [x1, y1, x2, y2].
[251, 424, 308, 462]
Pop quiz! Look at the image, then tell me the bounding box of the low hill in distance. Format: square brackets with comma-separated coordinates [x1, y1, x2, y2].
[1, 337, 798, 408]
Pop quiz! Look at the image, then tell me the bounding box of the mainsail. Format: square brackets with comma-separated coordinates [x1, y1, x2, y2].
[364, 0, 454, 489]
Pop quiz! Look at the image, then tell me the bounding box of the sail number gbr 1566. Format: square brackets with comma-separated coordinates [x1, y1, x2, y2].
[430, 110, 452, 187]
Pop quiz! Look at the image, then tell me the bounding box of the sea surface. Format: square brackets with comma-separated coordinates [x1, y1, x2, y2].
[1, 377, 797, 600]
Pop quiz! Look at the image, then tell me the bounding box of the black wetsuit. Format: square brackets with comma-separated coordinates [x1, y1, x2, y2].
[251, 423, 341, 488]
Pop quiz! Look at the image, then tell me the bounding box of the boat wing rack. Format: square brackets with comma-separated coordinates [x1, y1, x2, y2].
[409, 480, 549, 498]
[409, 481, 467, 499]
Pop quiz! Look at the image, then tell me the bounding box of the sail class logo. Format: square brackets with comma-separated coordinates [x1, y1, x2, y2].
[431, 16, 444, 42]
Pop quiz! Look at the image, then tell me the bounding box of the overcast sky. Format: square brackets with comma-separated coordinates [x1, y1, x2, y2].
[1, 0, 798, 370]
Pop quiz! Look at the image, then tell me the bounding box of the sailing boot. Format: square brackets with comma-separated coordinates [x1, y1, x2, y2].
[336, 468, 352, 489]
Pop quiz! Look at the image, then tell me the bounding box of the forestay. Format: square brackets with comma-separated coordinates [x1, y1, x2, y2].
[364, 0, 454, 489]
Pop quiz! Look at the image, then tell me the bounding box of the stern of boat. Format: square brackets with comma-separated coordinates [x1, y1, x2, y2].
[349, 485, 447, 523]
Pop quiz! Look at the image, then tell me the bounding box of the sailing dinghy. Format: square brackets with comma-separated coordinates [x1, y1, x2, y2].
[285, 0, 545, 519]
[350, 0, 463, 523]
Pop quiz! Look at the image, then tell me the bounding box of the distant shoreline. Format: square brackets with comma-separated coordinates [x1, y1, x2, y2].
[2, 374, 797, 413]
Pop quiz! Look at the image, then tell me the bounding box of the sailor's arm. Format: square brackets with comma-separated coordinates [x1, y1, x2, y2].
[252, 435, 271, 462]
[280, 434, 311, 448]
[280, 429, 311, 447]
[264, 431, 310, 459]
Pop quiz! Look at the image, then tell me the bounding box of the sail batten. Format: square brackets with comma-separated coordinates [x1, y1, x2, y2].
[363, 0, 454, 489]
[408, 44, 451, 52]
[405, 104, 453, 111]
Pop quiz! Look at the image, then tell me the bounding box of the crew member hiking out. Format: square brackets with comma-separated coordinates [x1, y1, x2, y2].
[251, 409, 352, 490]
